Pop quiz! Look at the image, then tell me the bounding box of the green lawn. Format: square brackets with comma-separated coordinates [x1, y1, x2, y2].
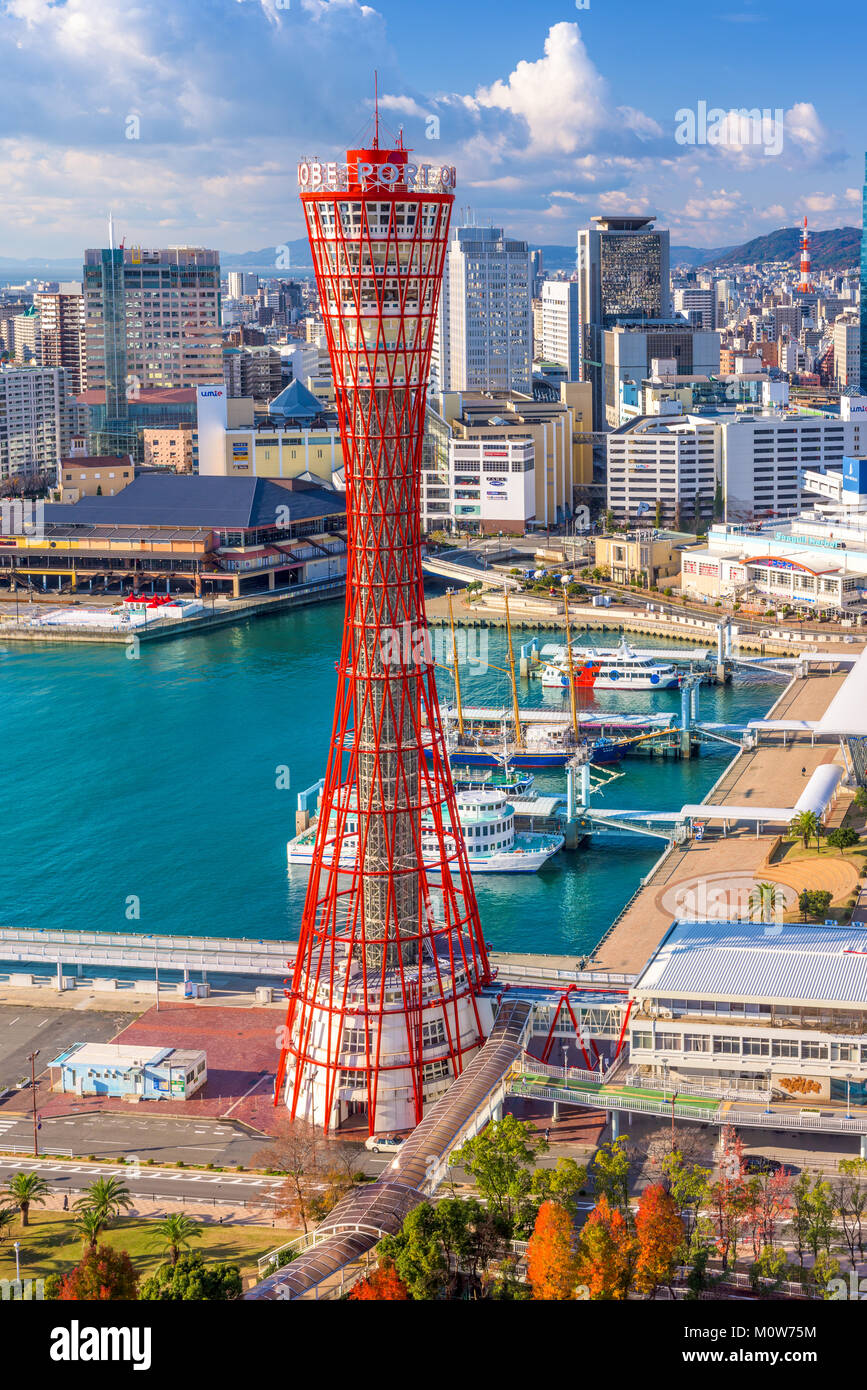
[514, 1074, 718, 1115]
[0, 1211, 298, 1284]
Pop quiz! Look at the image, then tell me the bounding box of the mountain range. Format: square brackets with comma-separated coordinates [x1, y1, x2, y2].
[2, 225, 862, 282]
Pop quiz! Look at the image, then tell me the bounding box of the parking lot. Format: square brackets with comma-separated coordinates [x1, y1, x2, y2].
[0, 1003, 139, 1097]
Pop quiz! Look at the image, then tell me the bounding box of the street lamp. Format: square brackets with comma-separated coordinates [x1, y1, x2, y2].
[27, 1050, 39, 1156]
[659, 1056, 668, 1103]
[846, 1072, 854, 1121]
[561, 1041, 570, 1079]
[765, 1068, 773, 1115]
[13, 1240, 20, 1284]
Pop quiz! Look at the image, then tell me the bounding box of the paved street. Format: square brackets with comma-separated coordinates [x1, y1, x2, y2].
[0, 1152, 283, 1207]
[0, 1108, 275, 1165]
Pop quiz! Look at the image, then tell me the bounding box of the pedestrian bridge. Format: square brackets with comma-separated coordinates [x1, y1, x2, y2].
[245, 997, 533, 1301]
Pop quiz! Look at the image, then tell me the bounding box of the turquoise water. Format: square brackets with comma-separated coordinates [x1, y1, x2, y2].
[0, 604, 779, 956]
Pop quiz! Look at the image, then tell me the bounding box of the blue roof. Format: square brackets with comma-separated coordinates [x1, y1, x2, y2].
[43, 474, 345, 530]
[268, 378, 325, 421]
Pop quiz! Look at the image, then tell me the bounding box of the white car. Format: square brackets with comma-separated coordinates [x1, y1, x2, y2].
[364, 1134, 404, 1155]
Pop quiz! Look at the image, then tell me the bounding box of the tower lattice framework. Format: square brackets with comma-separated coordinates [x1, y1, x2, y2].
[276, 139, 491, 1134]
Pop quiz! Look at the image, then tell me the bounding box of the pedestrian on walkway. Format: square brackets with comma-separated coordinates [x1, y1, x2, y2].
[544, 1127, 550, 1143]
[802, 767, 807, 777]
[62, 1194, 68, 1211]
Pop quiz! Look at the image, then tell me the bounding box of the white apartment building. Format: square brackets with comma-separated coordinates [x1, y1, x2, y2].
[0, 365, 72, 482]
[606, 416, 720, 527]
[540, 280, 581, 380]
[834, 314, 861, 389]
[608, 408, 863, 526]
[673, 287, 715, 331]
[433, 226, 532, 395]
[421, 435, 536, 535]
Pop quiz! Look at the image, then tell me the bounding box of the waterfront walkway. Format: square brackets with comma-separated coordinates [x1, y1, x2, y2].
[591, 671, 851, 976]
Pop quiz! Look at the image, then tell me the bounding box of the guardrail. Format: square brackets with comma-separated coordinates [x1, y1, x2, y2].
[0, 1146, 73, 1158]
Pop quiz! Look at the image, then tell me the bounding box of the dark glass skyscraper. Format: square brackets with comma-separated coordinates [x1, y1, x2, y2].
[861, 154, 867, 395]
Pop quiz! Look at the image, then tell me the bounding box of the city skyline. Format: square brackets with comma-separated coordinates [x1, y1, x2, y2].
[1, 0, 865, 259]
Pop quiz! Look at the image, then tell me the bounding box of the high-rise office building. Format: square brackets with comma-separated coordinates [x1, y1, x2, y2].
[433, 225, 532, 395]
[861, 153, 867, 396]
[541, 280, 582, 381]
[577, 214, 671, 424]
[83, 245, 222, 396]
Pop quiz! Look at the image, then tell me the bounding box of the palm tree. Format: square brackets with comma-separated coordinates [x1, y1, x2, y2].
[0, 1206, 16, 1243]
[151, 1213, 202, 1266]
[748, 881, 784, 924]
[73, 1207, 104, 1250]
[4, 1172, 50, 1227]
[790, 810, 820, 851]
[74, 1174, 133, 1237]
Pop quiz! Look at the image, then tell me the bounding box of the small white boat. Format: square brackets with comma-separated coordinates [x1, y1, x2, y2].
[287, 789, 564, 875]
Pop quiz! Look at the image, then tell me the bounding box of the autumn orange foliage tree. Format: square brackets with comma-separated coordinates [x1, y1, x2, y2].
[58, 1244, 139, 1301]
[575, 1195, 637, 1300]
[526, 1200, 578, 1300]
[350, 1261, 409, 1301]
[634, 1183, 683, 1297]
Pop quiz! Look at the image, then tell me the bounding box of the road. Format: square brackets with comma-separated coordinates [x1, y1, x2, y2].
[0, 1108, 276, 1166]
[0, 1152, 284, 1207]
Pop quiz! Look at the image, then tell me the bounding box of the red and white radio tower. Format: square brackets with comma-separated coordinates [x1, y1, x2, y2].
[798, 215, 814, 292]
[275, 117, 492, 1134]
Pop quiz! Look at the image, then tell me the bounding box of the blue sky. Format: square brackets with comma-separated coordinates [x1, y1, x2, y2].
[0, 0, 864, 258]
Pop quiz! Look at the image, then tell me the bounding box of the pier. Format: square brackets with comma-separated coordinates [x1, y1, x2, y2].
[588, 667, 857, 976]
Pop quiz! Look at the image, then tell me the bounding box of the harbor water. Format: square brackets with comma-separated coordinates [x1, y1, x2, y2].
[0, 601, 780, 958]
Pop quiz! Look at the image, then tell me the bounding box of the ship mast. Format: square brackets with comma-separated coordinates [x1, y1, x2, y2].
[503, 585, 523, 751]
[446, 587, 465, 740]
[563, 585, 579, 740]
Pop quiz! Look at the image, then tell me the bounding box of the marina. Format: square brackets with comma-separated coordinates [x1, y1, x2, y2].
[0, 598, 819, 955]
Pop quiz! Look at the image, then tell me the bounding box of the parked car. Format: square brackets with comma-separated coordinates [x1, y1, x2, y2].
[364, 1134, 404, 1154]
[743, 1155, 783, 1175]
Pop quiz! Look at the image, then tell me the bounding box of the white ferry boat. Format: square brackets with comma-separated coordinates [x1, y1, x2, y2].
[540, 641, 681, 691]
[287, 789, 563, 875]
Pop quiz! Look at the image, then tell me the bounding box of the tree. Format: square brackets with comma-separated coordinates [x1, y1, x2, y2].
[713, 479, 724, 522]
[255, 1117, 323, 1236]
[4, 1172, 50, 1227]
[139, 1253, 241, 1301]
[575, 1194, 637, 1300]
[827, 826, 859, 854]
[450, 1115, 545, 1232]
[150, 1213, 202, 1266]
[378, 1198, 508, 1301]
[798, 888, 833, 922]
[350, 1260, 409, 1300]
[59, 1244, 139, 1301]
[654, 499, 663, 530]
[591, 1136, 632, 1216]
[790, 810, 822, 852]
[74, 1175, 134, 1243]
[0, 1206, 16, 1243]
[835, 1158, 867, 1268]
[661, 1149, 711, 1258]
[527, 1200, 579, 1300]
[530, 1156, 587, 1219]
[743, 1168, 793, 1260]
[853, 787, 867, 814]
[604, 509, 615, 533]
[791, 1172, 834, 1268]
[73, 1208, 104, 1251]
[634, 1184, 683, 1298]
[708, 1129, 751, 1270]
[748, 880, 784, 924]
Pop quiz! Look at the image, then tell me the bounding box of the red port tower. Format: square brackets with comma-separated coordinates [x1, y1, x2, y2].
[799, 216, 814, 292]
[276, 125, 492, 1134]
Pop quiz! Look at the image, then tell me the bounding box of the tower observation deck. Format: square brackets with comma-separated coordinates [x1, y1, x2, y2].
[275, 134, 492, 1134]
